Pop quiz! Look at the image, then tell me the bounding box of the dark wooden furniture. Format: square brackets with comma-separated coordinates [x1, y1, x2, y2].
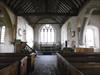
[0, 61, 19, 75]
[0, 52, 36, 75]
[58, 52, 100, 75]
[57, 53, 83, 75]
[0, 55, 27, 75]
[75, 48, 94, 53]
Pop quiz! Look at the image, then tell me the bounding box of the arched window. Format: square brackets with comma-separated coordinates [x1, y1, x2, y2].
[40, 24, 55, 44]
[85, 28, 94, 47]
[84, 26, 99, 48]
[0, 26, 5, 43]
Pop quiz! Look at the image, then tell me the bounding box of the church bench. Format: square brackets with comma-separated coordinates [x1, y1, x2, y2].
[59, 52, 100, 62]
[0, 56, 28, 75]
[71, 62, 100, 75]
[58, 52, 100, 75]
[59, 51, 100, 57]
[0, 61, 19, 75]
[72, 62, 100, 69]
[75, 48, 94, 53]
[0, 63, 11, 69]
[57, 53, 83, 75]
[0, 53, 36, 66]
[0, 52, 36, 74]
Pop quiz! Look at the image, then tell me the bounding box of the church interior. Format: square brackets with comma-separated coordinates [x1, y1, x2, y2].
[0, 0, 100, 75]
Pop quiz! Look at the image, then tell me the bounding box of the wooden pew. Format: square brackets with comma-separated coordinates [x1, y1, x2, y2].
[59, 52, 100, 62]
[75, 48, 94, 53]
[71, 62, 100, 75]
[0, 62, 19, 75]
[0, 52, 36, 75]
[59, 52, 100, 75]
[57, 53, 84, 75]
[0, 55, 28, 75]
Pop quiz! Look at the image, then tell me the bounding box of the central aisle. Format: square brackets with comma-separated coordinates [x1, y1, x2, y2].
[32, 55, 60, 75]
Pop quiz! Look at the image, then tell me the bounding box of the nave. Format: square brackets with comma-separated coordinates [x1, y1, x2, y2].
[32, 55, 60, 75]
[0, 0, 100, 75]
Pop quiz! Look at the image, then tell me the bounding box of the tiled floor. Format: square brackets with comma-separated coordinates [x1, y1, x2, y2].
[32, 55, 60, 75]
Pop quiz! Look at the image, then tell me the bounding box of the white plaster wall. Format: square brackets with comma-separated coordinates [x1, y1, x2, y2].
[16, 16, 34, 48]
[61, 17, 78, 48]
[61, 22, 67, 49]
[16, 16, 26, 42]
[26, 24, 34, 48]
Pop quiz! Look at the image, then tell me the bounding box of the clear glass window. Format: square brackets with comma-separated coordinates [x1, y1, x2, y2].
[1, 26, 5, 43]
[85, 28, 95, 47]
[40, 24, 55, 44]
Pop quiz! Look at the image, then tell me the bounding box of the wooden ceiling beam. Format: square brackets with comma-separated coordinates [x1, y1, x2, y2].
[54, 16, 63, 23]
[62, 0, 72, 8]
[60, 2, 71, 13]
[24, 2, 32, 12]
[71, 0, 79, 8]
[32, 17, 57, 26]
[17, 12, 77, 16]
[57, 9, 64, 13]
[75, 0, 81, 7]
[65, 0, 79, 13]
[33, 23, 64, 24]
[14, 0, 30, 12]
[22, 2, 30, 9]
[57, 0, 71, 13]
[62, 0, 74, 12]
[64, 0, 73, 9]
[58, 5, 66, 13]
[61, 2, 70, 11]
[59, 5, 68, 13]
[12, 0, 24, 13]
[12, 0, 22, 9]
[27, 6, 33, 13]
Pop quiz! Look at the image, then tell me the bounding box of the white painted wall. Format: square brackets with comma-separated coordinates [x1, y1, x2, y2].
[16, 16, 34, 48]
[26, 24, 34, 48]
[16, 16, 26, 42]
[61, 17, 78, 49]
[61, 21, 67, 49]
